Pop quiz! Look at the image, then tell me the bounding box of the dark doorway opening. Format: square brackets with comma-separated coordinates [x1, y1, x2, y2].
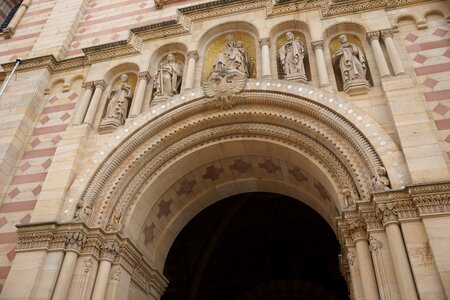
[162, 192, 349, 300]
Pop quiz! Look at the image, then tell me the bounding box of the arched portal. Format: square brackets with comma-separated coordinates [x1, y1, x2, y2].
[162, 192, 349, 300]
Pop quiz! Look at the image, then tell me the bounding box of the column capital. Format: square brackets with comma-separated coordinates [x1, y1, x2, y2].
[368, 236, 383, 251]
[366, 31, 380, 42]
[380, 29, 394, 40]
[100, 240, 120, 262]
[82, 81, 95, 90]
[259, 37, 271, 48]
[65, 231, 87, 252]
[311, 40, 324, 50]
[137, 71, 151, 81]
[94, 80, 106, 89]
[377, 202, 399, 226]
[187, 50, 199, 61]
[347, 218, 368, 242]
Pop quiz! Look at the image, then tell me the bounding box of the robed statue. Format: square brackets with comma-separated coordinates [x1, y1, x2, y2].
[213, 34, 249, 76]
[203, 34, 249, 109]
[333, 34, 370, 94]
[278, 32, 307, 83]
[99, 73, 133, 132]
[154, 53, 183, 97]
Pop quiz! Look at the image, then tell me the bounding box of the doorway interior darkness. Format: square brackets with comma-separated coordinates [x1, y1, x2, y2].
[161, 192, 349, 300]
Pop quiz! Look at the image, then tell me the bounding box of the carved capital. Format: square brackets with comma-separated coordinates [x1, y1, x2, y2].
[311, 40, 324, 51]
[94, 80, 106, 89]
[346, 251, 356, 266]
[187, 50, 199, 61]
[347, 218, 367, 241]
[100, 240, 120, 262]
[137, 71, 151, 82]
[82, 81, 95, 90]
[380, 29, 394, 40]
[2, 27, 15, 39]
[369, 236, 383, 251]
[413, 194, 450, 216]
[366, 31, 380, 43]
[377, 202, 398, 226]
[65, 232, 87, 252]
[259, 37, 271, 48]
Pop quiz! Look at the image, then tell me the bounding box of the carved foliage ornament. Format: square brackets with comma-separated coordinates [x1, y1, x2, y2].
[65, 232, 87, 251]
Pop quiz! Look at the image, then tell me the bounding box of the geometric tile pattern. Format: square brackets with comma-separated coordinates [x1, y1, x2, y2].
[141, 156, 335, 247]
[401, 16, 450, 164]
[0, 81, 78, 289]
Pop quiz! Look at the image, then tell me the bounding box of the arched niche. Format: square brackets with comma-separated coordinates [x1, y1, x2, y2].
[322, 23, 374, 92]
[148, 43, 187, 104]
[197, 22, 259, 81]
[270, 20, 314, 83]
[98, 63, 139, 132]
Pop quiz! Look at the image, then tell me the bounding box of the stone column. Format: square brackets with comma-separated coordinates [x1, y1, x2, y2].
[129, 72, 150, 118]
[369, 236, 393, 300]
[367, 31, 390, 78]
[2, 0, 31, 38]
[380, 29, 405, 76]
[83, 80, 106, 126]
[349, 218, 380, 300]
[184, 51, 199, 90]
[73, 82, 94, 125]
[311, 40, 330, 87]
[347, 249, 365, 300]
[259, 38, 271, 77]
[91, 241, 120, 300]
[52, 232, 87, 300]
[379, 204, 418, 300]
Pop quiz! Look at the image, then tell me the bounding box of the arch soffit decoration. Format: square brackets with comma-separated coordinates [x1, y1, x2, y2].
[69, 80, 409, 235]
[270, 20, 311, 42]
[103, 62, 140, 85]
[321, 22, 369, 43]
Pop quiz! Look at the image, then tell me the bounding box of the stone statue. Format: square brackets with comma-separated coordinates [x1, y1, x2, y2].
[99, 74, 133, 132]
[371, 167, 390, 191]
[154, 53, 183, 98]
[204, 34, 249, 109]
[278, 32, 307, 83]
[333, 34, 370, 95]
[213, 34, 249, 76]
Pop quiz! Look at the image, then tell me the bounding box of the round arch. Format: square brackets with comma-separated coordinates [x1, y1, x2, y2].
[69, 79, 409, 268]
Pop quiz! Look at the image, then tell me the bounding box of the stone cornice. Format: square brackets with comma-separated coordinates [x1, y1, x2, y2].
[15, 222, 168, 295]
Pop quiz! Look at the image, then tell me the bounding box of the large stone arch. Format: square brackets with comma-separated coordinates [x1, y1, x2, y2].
[70, 79, 409, 266]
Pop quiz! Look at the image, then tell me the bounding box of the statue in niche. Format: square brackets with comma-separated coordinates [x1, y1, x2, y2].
[333, 34, 370, 95]
[203, 34, 249, 109]
[278, 32, 307, 83]
[213, 34, 249, 76]
[154, 53, 183, 99]
[371, 167, 391, 191]
[99, 74, 133, 132]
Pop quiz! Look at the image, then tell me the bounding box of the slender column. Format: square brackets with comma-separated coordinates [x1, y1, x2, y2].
[349, 218, 380, 300]
[129, 72, 150, 118]
[367, 31, 390, 78]
[311, 40, 330, 87]
[3, 0, 31, 38]
[380, 29, 405, 75]
[52, 232, 87, 300]
[347, 249, 365, 300]
[73, 82, 94, 125]
[91, 241, 120, 300]
[259, 38, 271, 77]
[369, 236, 393, 300]
[184, 51, 199, 90]
[83, 80, 106, 126]
[378, 205, 418, 300]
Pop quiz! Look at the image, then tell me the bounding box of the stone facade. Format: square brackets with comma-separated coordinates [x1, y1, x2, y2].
[0, 0, 449, 299]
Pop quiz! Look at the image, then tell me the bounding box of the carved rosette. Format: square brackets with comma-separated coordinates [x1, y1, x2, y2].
[100, 240, 120, 262]
[369, 236, 383, 251]
[377, 203, 398, 226]
[347, 218, 367, 242]
[65, 232, 87, 252]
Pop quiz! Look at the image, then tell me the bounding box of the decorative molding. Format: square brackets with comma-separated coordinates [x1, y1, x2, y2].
[14, 222, 168, 294]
